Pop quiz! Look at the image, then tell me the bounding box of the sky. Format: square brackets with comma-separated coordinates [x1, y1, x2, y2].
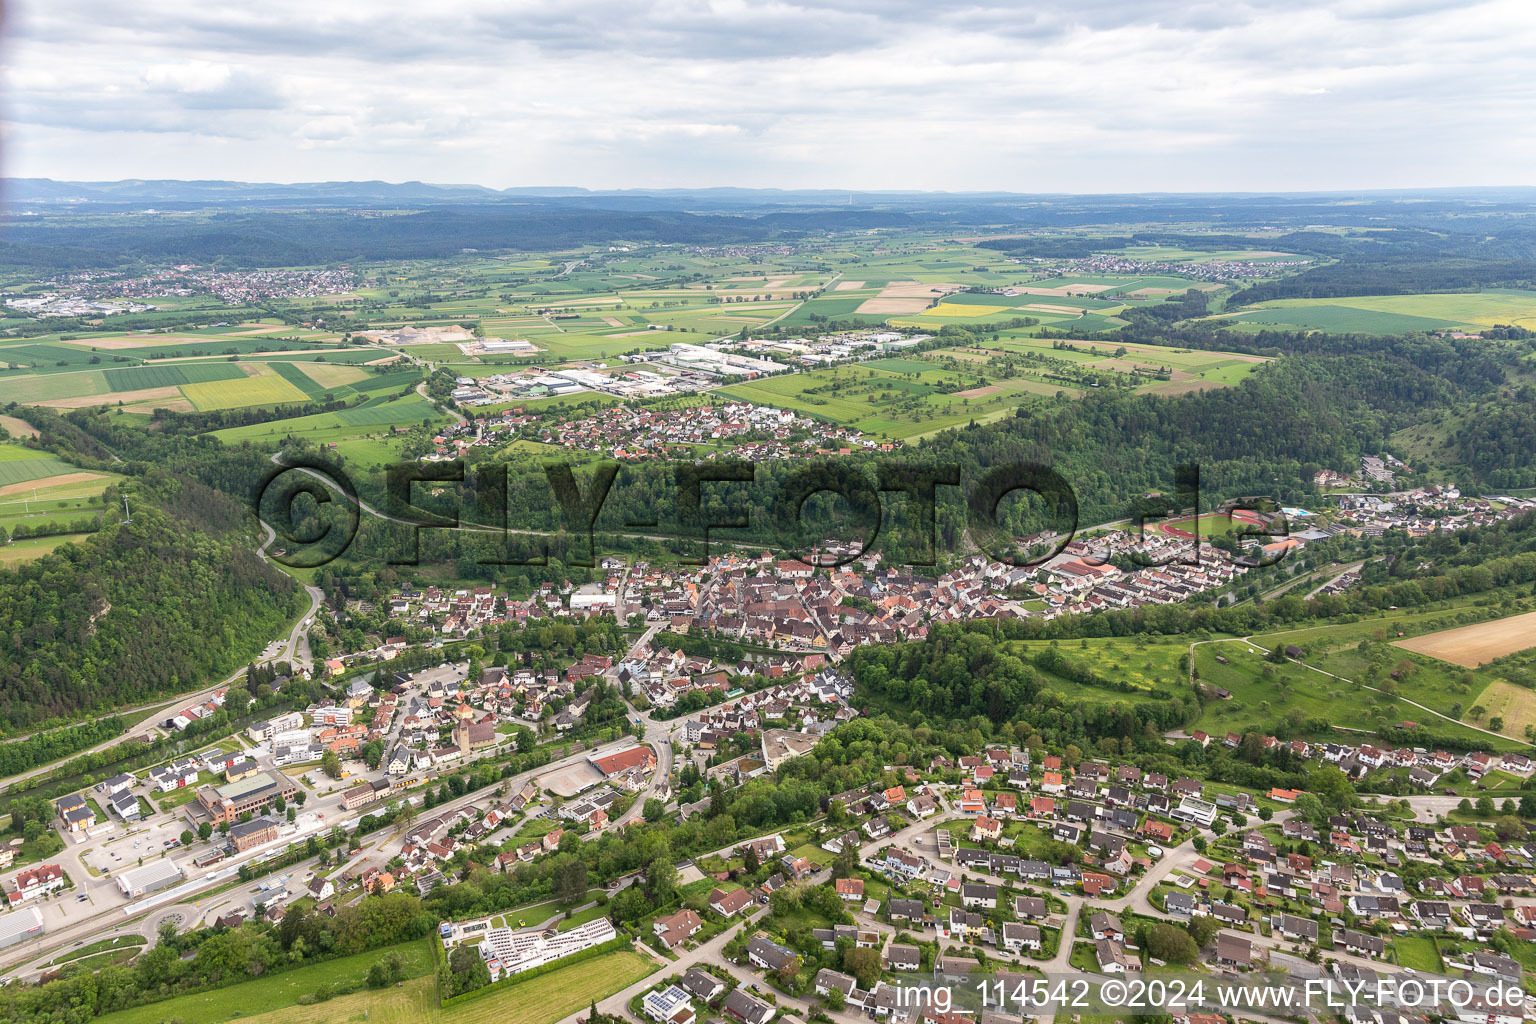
[4, 0, 1535, 193]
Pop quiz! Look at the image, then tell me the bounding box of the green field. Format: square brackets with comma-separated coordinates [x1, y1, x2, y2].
[1190, 641, 1521, 748]
[0, 450, 88, 488]
[716, 362, 1055, 440]
[102, 363, 249, 391]
[225, 948, 658, 1024]
[0, 370, 109, 404]
[1391, 935, 1443, 972]
[91, 939, 437, 1024]
[212, 392, 448, 446]
[181, 369, 312, 410]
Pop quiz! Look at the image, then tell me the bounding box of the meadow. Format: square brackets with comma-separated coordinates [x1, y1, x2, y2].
[91, 939, 436, 1024]
[1012, 636, 1187, 705]
[1190, 641, 1522, 748]
[215, 949, 658, 1024]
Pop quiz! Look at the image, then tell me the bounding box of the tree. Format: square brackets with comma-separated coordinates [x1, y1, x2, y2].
[643, 798, 666, 822]
[1476, 795, 1496, 817]
[180, 829, 194, 846]
[1306, 765, 1354, 812]
[1292, 793, 1327, 827]
[743, 844, 761, 874]
[553, 854, 589, 905]
[1146, 923, 1198, 964]
[646, 856, 678, 905]
[198, 821, 213, 841]
[1494, 816, 1524, 841]
[321, 749, 342, 779]
[844, 946, 882, 987]
[1187, 914, 1220, 948]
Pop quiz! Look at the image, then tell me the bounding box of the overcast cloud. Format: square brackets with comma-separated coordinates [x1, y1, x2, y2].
[2, 0, 1532, 191]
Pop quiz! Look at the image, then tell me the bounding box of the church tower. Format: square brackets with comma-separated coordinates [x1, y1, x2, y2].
[453, 700, 475, 757]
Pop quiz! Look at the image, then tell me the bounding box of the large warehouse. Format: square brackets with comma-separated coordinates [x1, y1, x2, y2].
[0, 905, 44, 949]
[116, 859, 184, 898]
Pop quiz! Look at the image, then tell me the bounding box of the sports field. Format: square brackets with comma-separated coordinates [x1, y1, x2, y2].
[1155, 513, 1246, 540]
[1392, 610, 1536, 668]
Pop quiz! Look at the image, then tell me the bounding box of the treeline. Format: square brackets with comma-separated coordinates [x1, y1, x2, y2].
[5, 515, 102, 541]
[0, 207, 783, 267]
[146, 394, 360, 432]
[0, 716, 123, 776]
[0, 892, 434, 1023]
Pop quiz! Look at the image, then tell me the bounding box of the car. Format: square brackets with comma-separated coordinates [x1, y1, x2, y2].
[75, 894, 88, 902]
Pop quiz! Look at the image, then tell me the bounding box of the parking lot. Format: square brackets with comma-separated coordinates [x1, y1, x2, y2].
[538, 760, 605, 798]
[82, 815, 190, 878]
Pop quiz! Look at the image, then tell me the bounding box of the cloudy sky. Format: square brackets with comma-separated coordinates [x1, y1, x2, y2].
[4, 0, 1533, 192]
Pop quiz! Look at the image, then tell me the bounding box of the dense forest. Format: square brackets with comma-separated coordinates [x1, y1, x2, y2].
[0, 470, 303, 729]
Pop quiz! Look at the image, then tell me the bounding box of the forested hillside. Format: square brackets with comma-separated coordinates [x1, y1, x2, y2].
[0, 473, 303, 729]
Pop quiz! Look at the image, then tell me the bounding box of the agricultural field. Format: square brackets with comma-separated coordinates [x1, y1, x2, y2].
[1246, 588, 1536, 654]
[716, 362, 1049, 440]
[211, 392, 449, 447]
[1390, 609, 1536, 668]
[181, 364, 312, 410]
[0, 440, 120, 561]
[1207, 289, 1536, 335]
[1469, 680, 1536, 741]
[0, 532, 96, 565]
[937, 335, 1266, 397]
[0, 349, 416, 413]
